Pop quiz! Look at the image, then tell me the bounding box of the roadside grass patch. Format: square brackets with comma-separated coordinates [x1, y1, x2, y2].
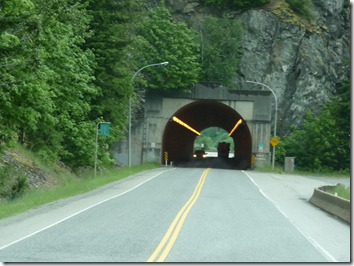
[254, 164, 350, 201]
[254, 164, 284, 173]
[0, 162, 160, 220]
[254, 164, 350, 178]
[332, 185, 350, 200]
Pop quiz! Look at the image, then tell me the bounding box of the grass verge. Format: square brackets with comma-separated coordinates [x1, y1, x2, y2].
[254, 164, 350, 178]
[332, 185, 350, 200]
[0, 162, 160, 220]
[254, 164, 350, 201]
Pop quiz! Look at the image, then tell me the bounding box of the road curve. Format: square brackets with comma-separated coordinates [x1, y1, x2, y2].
[0, 167, 346, 262]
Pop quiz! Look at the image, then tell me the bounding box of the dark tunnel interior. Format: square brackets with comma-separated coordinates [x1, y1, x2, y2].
[162, 100, 252, 170]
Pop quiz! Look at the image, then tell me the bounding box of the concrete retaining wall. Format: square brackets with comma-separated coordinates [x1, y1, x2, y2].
[309, 185, 350, 223]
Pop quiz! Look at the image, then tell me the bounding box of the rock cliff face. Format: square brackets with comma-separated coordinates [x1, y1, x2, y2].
[166, 0, 350, 135]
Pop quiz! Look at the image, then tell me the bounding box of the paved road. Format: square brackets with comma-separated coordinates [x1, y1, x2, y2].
[245, 171, 350, 262]
[0, 168, 350, 262]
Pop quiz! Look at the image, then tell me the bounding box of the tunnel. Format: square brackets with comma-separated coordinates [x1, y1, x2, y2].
[161, 100, 252, 169]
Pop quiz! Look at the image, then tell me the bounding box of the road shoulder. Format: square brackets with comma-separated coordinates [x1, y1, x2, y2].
[243, 171, 350, 262]
[0, 167, 173, 250]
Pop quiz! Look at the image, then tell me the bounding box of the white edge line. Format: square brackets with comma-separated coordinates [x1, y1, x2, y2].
[0, 168, 174, 251]
[242, 170, 338, 263]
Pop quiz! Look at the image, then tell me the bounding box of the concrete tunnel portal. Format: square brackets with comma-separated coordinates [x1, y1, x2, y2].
[162, 100, 252, 169]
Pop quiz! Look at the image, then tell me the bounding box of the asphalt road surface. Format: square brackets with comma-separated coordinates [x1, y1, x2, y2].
[0, 167, 350, 262]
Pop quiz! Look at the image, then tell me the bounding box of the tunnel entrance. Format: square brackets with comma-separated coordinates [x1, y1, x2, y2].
[162, 100, 252, 169]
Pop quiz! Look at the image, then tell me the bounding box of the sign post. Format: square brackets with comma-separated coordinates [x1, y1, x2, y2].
[95, 122, 111, 177]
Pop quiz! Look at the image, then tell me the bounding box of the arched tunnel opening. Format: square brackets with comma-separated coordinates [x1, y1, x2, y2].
[162, 100, 252, 170]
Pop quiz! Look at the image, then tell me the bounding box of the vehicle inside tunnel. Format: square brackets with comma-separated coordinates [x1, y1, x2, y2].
[161, 100, 252, 170]
[194, 127, 234, 157]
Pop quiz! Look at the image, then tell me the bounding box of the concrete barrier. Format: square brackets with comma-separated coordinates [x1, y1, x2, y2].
[309, 184, 350, 223]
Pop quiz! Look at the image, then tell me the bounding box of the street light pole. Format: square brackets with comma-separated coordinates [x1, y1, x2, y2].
[129, 61, 169, 167]
[246, 80, 278, 170]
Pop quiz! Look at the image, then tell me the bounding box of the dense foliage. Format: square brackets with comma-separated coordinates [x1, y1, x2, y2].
[202, 0, 314, 20]
[85, 0, 144, 132]
[83, 0, 148, 167]
[0, 0, 98, 168]
[0, 164, 28, 200]
[194, 127, 234, 151]
[198, 15, 242, 88]
[277, 81, 350, 172]
[0, 0, 347, 175]
[0, 0, 202, 169]
[201, 0, 270, 9]
[286, 0, 314, 20]
[136, 4, 201, 92]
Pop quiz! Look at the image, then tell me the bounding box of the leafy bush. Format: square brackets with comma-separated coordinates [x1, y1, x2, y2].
[0, 164, 28, 200]
[198, 15, 243, 88]
[230, 0, 270, 8]
[202, 0, 270, 9]
[278, 81, 350, 172]
[286, 0, 314, 20]
[194, 127, 234, 151]
[136, 4, 201, 92]
[1, 0, 98, 170]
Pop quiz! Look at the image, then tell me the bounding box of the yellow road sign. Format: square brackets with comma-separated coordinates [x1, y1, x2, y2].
[270, 137, 280, 147]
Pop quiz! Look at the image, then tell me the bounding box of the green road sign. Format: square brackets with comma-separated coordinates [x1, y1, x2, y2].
[100, 123, 110, 136]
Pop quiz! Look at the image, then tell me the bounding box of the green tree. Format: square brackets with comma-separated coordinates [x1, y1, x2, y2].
[26, 0, 97, 168]
[85, 0, 147, 140]
[195, 127, 234, 150]
[202, 0, 270, 9]
[286, 0, 314, 20]
[194, 135, 213, 150]
[0, 0, 57, 147]
[198, 15, 242, 88]
[136, 3, 201, 92]
[280, 81, 350, 171]
[0, 0, 99, 168]
[322, 80, 350, 170]
[2, 0, 34, 14]
[230, 0, 270, 8]
[0, 164, 28, 200]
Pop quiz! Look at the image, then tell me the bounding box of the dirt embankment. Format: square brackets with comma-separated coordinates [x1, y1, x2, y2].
[0, 148, 75, 200]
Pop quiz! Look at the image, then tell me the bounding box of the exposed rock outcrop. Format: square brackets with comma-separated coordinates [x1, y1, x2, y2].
[1, 149, 56, 190]
[166, 0, 350, 135]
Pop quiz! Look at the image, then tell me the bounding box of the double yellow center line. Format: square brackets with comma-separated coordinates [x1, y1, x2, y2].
[147, 168, 211, 262]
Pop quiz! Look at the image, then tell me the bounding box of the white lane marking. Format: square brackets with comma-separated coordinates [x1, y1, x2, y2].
[0, 168, 174, 251]
[242, 170, 338, 262]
